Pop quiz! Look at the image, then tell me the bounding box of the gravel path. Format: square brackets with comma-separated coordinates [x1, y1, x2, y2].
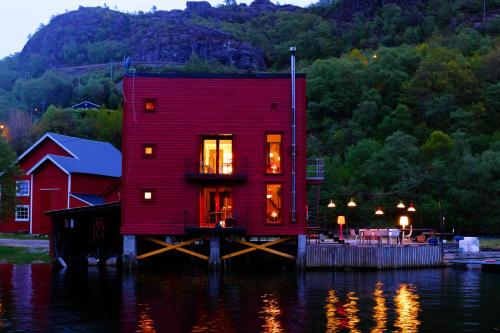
[0, 238, 49, 249]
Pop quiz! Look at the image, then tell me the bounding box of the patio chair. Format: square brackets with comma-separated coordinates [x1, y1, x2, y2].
[350, 229, 359, 243]
[403, 226, 413, 243]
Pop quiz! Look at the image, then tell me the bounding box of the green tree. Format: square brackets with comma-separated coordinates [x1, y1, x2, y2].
[0, 138, 20, 220]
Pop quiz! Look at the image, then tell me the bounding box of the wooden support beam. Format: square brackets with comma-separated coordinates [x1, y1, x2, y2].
[221, 237, 295, 261]
[137, 236, 208, 260]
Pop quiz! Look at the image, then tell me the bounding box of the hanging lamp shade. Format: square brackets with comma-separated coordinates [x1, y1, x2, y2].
[397, 200, 405, 209]
[337, 215, 346, 225]
[347, 198, 357, 207]
[266, 188, 272, 199]
[327, 199, 336, 208]
[375, 207, 384, 215]
[399, 215, 409, 227]
[407, 201, 416, 212]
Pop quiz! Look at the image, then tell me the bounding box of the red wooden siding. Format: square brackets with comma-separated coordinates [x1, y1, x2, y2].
[121, 75, 307, 236]
[31, 162, 68, 234]
[0, 138, 71, 233]
[19, 138, 71, 172]
[71, 173, 118, 196]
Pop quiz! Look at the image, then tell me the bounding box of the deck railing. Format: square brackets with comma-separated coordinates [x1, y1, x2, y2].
[306, 159, 324, 180]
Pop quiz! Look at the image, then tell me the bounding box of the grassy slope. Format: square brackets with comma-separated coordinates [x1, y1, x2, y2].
[0, 246, 49, 263]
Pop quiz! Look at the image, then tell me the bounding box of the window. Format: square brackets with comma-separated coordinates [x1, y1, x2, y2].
[16, 180, 30, 197]
[266, 184, 282, 224]
[142, 190, 155, 201]
[143, 99, 156, 112]
[15, 205, 29, 222]
[201, 135, 233, 175]
[143, 144, 156, 158]
[266, 134, 282, 174]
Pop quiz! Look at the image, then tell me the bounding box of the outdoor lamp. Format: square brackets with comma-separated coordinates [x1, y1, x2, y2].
[337, 215, 346, 241]
[407, 201, 416, 212]
[397, 200, 405, 209]
[347, 198, 357, 207]
[327, 199, 336, 208]
[375, 207, 384, 215]
[399, 215, 409, 229]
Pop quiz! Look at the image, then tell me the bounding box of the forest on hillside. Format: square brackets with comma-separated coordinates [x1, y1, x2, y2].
[0, 0, 499, 232]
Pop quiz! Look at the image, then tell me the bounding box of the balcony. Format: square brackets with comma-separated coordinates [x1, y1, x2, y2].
[184, 157, 247, 183]
[183, 209, 247, 235]
[306, 159, 325, 184]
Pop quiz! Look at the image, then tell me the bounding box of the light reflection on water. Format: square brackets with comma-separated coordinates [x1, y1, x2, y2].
[0, 264, 498, 332]
[259, 293, 283, 333]
[394, 284, 420, 333]
[371, 281, 387, 333]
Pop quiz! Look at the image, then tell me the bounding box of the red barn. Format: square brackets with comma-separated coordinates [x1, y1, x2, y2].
[0, 133, 121, 234]
[121, 71, 317, 266]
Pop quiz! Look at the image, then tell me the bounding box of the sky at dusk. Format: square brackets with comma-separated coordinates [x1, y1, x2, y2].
[0, 0, 314, 59]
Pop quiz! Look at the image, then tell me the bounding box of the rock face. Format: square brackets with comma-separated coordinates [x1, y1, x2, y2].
[19, 2, 300, 71]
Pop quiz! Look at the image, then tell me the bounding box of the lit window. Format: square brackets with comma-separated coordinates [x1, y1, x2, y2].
[143, 190, 154, 201]
[144, 99, 156, 112]
[266, 134, 281, 174]
[143, 144, 156, 157]
[266, 184, 282, 224]
[201, 135, 233, 175]
[16, 180, 30, 197]
[15, 205, 29, 222]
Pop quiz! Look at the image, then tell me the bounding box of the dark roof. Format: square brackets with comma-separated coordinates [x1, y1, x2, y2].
[125, 72, 306, 79]
[45, 201, 120, 217]
[25, 132, 121, 178]
[70, 193, 106, 206]
[71, 101, 101, 109]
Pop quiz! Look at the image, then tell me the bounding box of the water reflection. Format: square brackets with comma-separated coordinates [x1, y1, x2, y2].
[0, 265, 498, 332]
[394, 283, 420, 333]
[137, 303, 156, 333]
[371, 281, 387, 333]
[259, 293, 283, 333]
[325, 289, 360, 333]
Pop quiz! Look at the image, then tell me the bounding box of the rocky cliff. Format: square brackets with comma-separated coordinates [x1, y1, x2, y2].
[20, 1, 302, 71]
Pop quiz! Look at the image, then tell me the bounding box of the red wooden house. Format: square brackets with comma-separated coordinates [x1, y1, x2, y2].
[0, 132, 121, 234]
[121, 71, 314, 266]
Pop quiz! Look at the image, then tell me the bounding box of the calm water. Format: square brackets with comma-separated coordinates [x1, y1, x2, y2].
[0, 264, 499, 332]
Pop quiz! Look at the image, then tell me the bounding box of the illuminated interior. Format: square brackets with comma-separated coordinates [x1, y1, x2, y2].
[201, 136, 233, 175]
[144, 100, 155, 111]
[266, 184, 281, 224]
[200, 186, 233, 227]
[266, 134, 281, 174]
[143, 191, 153, 200]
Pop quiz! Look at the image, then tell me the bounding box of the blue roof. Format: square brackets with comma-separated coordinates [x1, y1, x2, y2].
[70, 193, 106, 206]
[29, 133, 121, 177]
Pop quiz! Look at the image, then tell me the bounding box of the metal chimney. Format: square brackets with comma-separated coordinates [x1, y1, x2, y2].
[290, 46, 296, 224]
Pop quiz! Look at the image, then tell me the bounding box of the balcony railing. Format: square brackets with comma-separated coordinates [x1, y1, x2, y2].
[306, 159, 325, 181]
[184, 157, 247, 182]
[183, 209, 247, 235]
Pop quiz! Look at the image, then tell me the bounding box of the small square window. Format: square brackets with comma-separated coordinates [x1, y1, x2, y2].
[142, 190, 155, 201]
[16, 180, 30, 197]
[144, 99, 156, 112]
[143, 144, 156, 158]
[15, 205, 29, 222]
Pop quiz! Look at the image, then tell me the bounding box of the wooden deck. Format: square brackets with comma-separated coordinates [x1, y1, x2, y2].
[306, 244, 443, 269]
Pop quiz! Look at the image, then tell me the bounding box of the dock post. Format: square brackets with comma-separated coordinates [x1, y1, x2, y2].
[209, 235, 221, 269]
[296, 234, 306, 270]
[123, 235, 137, 268]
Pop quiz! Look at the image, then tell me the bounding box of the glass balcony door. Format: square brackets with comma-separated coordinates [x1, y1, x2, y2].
[200, 186, 233, 227]
[201, 136, 233, 175]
